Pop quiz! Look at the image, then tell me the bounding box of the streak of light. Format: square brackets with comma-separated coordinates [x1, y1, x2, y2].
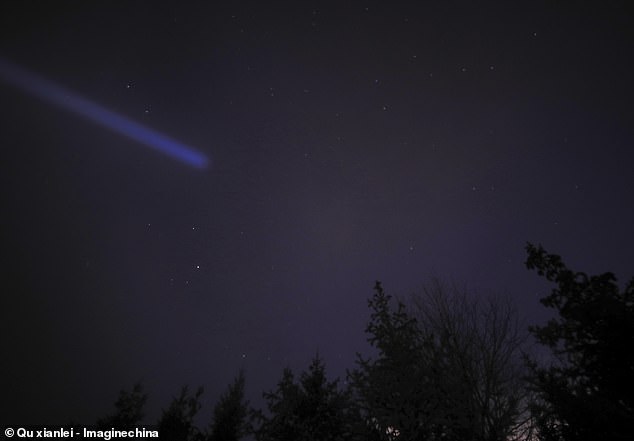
[0, 57, 209, 169]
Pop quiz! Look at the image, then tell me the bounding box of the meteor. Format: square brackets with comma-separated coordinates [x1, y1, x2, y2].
[0, 57, 209, 169]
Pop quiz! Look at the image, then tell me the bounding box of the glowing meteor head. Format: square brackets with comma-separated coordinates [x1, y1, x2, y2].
[0, 57, 210, 169]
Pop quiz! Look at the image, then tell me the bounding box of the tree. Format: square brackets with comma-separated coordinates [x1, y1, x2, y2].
[525, 243, 634, 441]
[252, 355, 356, 441]
[96, 382, 147, 429]
[349, 280, 531, 441]
[157, 385, 205, 441]
[409, 278, 532, 441]
[348, 281, 447, 440]
[208, 370, 249, 441]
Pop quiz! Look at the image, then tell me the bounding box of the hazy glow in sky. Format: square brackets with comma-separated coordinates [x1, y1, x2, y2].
[0, 58, 209, 169]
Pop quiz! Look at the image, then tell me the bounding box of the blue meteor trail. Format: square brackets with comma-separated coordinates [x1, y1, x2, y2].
[0, 58, 209, 169]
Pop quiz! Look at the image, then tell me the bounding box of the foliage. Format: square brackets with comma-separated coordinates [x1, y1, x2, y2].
[348, 281, 453, 440]
[208, 370, 249, 441]
[157, 385, 205, 441]
[525, 243, 634, 441]
[349, 280, 531, 441]
[252, 355, 357, 441]
[95, 382, 147, 429]
[410, 278, 533, 441]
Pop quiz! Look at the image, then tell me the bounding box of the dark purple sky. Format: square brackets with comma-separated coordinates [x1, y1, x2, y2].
[2, 1, 633, 425]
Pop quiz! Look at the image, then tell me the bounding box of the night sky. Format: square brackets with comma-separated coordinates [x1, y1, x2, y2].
[2, 1, 633, 425]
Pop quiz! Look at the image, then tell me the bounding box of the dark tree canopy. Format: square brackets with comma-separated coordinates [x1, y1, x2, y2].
[208, 370, 249, 441]
[157, 385, 204, 441]
[95, 382, 147, 429]
[409, 278, 531, 441]
[349, 280, 529, 441]
[252, 355, 357, 441]
[349, 281, 445, 440]
[525, 243, 634, 441]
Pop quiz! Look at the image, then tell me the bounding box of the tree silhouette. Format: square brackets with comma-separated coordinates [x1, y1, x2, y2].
[349, 280, 532, 441]
[95, 382, 147, 429]
[208, 370, 249, 441]
[348, 281, 446, 440]
[409, 278, 533, 441]
[525, 243, 634, 441]
[157, 385, 205, 441]
[252, 355, 356, 441]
